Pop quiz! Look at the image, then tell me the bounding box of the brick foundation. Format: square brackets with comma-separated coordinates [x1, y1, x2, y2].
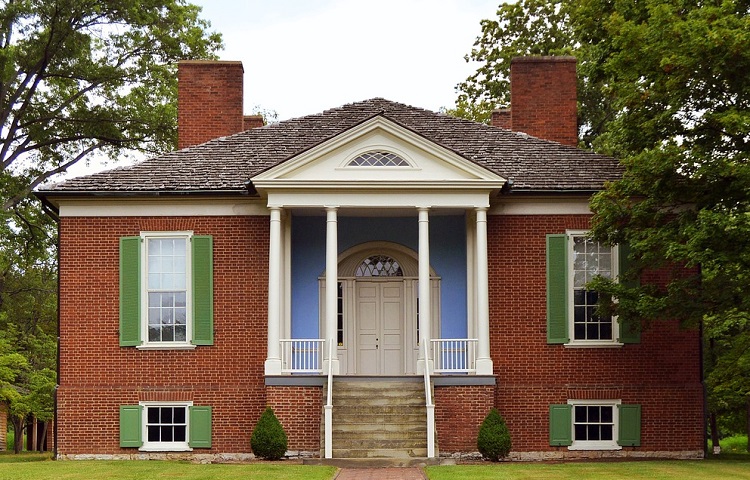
[265, 386, 323, 452]
[435, 385, 495, 453]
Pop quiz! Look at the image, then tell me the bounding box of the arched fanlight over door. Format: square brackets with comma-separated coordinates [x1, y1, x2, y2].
[355, 255, 403, 277]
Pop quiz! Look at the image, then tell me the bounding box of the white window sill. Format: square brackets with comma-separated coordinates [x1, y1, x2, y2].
[136, 344, 197, 351]
[564, 342, 624, 349]
[139, 445, 192, 452]
[568, 442, 622, 451]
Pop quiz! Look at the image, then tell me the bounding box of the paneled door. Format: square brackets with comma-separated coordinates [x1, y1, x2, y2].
[355, 281, 404, 375]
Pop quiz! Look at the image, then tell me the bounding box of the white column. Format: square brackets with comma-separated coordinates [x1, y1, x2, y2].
[417, 207, 432, 374]
[265, 206, 283, 375]
[475, 207, 494, 375]
[324, 206, 340, 374]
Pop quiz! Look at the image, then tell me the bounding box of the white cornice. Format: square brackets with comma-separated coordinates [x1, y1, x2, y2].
[57, 198, 269, 217]
[489, 196, 592, 215]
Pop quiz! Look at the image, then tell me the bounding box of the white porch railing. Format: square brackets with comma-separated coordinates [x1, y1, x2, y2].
[431, 338, 478, 373]
[280, 339, 324, 374]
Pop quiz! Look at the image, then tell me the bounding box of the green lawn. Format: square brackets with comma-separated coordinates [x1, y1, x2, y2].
[425, 458, 750, 480]
[0, 457, 337, 480]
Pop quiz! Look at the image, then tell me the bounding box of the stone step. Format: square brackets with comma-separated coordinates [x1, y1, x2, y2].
[328, 404, 425, 415]
[331, 447, 429, 459]
[331, 413, 425, 425]
[333, 396, 425, 407]
[330, 429, 427, 441]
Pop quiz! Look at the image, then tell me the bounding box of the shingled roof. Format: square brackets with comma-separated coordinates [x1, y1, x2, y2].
[38, 98, 622, 195]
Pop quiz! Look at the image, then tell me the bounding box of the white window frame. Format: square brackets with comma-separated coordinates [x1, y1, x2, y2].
[138, 231, 195, 350]
[139, 401, 193, 452]
[567, 399, 622, 451]
[565, 230, 622, 348]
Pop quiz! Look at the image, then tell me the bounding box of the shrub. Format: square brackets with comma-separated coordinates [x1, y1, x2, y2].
[477, 407, 512, 461]
[251, 406, 288, 460]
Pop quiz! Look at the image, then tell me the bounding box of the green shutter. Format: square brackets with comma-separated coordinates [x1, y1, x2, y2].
[119, 405, 143, 447]
[617, 243, 641, 344]
[549, 404, 573, 446]
[119, 237, 142, 346]
[189, 406, 212, 448]
[192, 236, 214, 345]
[546, 234, 569, 344]
[618, 404, 641, 446]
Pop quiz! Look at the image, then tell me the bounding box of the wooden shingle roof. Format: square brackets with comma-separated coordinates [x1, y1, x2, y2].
[39, 98, 622, 195]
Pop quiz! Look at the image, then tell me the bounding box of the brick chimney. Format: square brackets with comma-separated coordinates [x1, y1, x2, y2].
[177, 60, 245, 149]
[493, 56, 578, 147]
[243, 115, 265, 130]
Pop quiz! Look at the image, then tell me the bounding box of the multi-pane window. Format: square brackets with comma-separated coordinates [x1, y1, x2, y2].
[348, 151, 409, 167]
[355, 255, 403, 277]
[574, 404, 614, 443]
[146, 406, 187, 445]
[570, 234, 615, 342]
[146, 237, 189, 343]
[337, 282, 344, 346]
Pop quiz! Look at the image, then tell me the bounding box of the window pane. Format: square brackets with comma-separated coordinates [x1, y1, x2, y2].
[600, 323, 612, 340]
[148, 425, 160, 442]
[601, 406, 613, 423]
[160, 407, 173, 424]
[148, 326, 160, 342]
[173, 407, 185, 423]
[587, 323, 600, 339]
[575, 406, 586, 423]
[161, 426, 173, 442]
[174, 426, 186, 442]
[588, 424, 600, 440]
[601, 424, 613, 440]
[588, 406, 600, 422]
[574, 306, 586, 322]
[574, 323, 586, 340]
[574, 424, 587, 441]
[147, 407, 159, 423]
[162, 327, 174, 342]
[175, 325, 187, 342]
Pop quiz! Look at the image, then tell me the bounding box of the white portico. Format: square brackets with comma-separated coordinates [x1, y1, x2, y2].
[253, 116, 504, 377]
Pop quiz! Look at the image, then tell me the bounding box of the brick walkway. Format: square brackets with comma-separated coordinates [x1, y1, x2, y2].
[336, 467, 426, 480]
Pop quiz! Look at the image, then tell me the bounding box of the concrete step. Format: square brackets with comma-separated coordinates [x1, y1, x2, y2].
[329, 404, 425, 415]
[331, 430, 427, 441]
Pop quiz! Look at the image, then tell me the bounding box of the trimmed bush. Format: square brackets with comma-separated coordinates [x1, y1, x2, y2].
[251, 406, 288, 460]
[477, 407, 512, 461]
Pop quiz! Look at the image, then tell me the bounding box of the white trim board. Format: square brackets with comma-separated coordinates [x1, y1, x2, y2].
[56, 198, 269, 217]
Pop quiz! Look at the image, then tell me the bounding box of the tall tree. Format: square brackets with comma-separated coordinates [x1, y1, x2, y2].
[0, 0, 223, 211]
[458, 0, 750, 449]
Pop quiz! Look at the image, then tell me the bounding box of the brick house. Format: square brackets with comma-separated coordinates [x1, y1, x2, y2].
[37, 57, 704, 461]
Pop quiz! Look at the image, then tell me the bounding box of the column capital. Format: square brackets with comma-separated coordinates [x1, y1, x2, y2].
[416, 205, 431, 212]
[324, 205, 339, 211]
[474, 206, 489, 213]
[268, 204, 284, 211]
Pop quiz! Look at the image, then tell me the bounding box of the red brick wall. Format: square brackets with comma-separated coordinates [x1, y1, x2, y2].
[266, 386, 323, 452]
[488, 214, 703, 453]
[435, 385, 495, 452]
[177, 61, 245, 149]
[510, 57, 578, 146]
[57, 216, 269, 455]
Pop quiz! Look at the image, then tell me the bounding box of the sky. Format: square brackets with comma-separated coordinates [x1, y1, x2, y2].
[190, 0, 500, 120]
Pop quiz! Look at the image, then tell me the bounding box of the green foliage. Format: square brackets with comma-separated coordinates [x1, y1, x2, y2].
[250, 407, 288, 460]
[0, 0, 223, 211]
[477, 408, 511, 461]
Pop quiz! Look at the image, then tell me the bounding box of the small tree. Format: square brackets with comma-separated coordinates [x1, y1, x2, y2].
[250, 407, 288, 460]
[477, 408, 511, 461]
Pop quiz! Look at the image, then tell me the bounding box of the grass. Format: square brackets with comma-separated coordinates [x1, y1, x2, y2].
[0, 457, 337, 480]
[425, 458, 750, 480]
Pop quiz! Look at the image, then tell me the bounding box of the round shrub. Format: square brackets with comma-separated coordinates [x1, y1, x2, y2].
[477, 407, 512, 461]
[251, 406, 288, 460]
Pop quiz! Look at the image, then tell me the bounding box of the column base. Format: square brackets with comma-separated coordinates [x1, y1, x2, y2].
[322, 358, 340, 376]
[475, 357, 494, 376]
[416, 358, 435, 375]
[265, 358, 282, 376]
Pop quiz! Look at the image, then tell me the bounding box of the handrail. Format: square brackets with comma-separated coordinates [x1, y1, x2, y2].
[422, 339, 435, 458]
[324, 339, 334, 459]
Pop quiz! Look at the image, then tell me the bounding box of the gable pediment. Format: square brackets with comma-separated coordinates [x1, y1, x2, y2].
[251, 116, 506, 190]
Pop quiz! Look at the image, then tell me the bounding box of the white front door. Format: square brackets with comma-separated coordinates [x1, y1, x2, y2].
[356, 281, 404, 375]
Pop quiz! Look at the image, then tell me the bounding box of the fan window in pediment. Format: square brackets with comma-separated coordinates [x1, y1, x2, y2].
[348, 151, 409, 167]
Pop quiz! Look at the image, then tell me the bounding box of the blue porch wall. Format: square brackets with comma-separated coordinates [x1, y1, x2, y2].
[290, 215, 467, 339]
